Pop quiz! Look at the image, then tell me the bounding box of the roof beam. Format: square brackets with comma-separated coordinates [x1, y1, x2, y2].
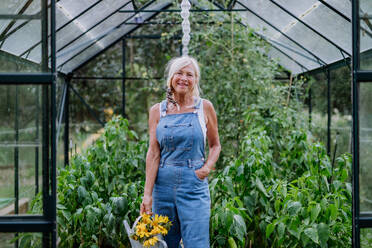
[270, 0, 350, 57]
[118, 8, 247, 13]
[237, 1, 326, 66]
[318, 0, 350, 22]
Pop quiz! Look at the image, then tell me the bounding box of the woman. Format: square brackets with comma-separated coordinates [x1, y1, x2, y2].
[140, 56, 221, 248]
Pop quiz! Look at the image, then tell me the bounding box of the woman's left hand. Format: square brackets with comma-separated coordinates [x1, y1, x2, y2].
[195, 166, 211, 180]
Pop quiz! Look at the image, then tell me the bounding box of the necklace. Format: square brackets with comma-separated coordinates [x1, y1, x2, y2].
[167, 98, 198, 111]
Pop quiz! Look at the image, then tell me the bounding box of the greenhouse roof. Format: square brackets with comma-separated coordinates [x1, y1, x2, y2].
[1, 0, 371, 75]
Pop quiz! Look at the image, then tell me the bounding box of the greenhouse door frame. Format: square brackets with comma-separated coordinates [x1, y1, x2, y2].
[352, 0, 372, 247]
[0, 0, 57, 247]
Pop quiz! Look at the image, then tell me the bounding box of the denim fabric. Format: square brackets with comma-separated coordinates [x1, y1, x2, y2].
[153, 98, 210, 248]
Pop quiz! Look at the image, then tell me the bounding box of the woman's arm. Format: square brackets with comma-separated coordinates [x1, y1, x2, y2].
[195, 100, 221, 179]
[140, 103, 161, 215]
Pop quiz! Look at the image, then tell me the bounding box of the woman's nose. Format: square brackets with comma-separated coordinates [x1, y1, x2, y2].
[180, 74, 187, 80]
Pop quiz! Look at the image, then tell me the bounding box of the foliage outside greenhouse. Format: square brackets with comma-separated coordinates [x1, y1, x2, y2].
[9, 9, 360, 247]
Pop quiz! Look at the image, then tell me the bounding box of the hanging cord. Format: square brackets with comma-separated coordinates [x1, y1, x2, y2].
[181, 0, 191, 55]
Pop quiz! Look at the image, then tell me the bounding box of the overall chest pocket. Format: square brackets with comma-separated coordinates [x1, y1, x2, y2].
[163, 123, 193, 151]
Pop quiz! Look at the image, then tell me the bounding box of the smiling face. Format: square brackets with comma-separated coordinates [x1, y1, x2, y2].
[171, 64, 196, 95]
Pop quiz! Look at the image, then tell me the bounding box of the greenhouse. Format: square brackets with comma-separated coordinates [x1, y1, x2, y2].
[0, 0, 370, 247]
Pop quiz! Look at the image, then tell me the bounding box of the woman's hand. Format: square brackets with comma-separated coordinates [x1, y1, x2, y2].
[195, 166, 211, 180]
[140, 195, 153, 215]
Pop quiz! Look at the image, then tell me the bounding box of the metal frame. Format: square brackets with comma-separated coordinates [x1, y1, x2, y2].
[118, 8, 247, 13]
[0, 0, 57, 246]
[352, 0, 372, 246]
[122, 39, 126, 117]
[0, 1, 367, 247]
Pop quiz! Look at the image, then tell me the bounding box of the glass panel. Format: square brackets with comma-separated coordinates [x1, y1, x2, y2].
[325, 0, 351, 20]
[59, 22, 133, 73]
[330, 67, 351, 158]
[238, 0, 296, 33]
[59, 0, 167, 73]
[275, 0, 318, 17]
[0, 19, 44, 72]
[238, 0, 345, 67]
[0, 85, 42, 216]
[55, 0, 98, 30]
[267, 48, 304, 74]
[235, 2, 322, 71]
[361, 229, 372, 247]
[280, 19, 342, 64]
[55, 0, 132, 58]
[310, 72, 328, 147]
[0, 232, 42, 248]
[0, 50, 41, 73]
[3, 0, 41, 37]
[276, 1, 350, 55]
[2, 20, 41, 56]
[360, 83, 372, 212]
[0, 0, 30, 15]
[360, 0, 372, 70]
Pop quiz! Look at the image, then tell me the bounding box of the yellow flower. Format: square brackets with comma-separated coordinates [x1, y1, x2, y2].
[152, 214, 160, 226]
[141, 213, 152, 225]
[144, 236, 159, 247]
[150, 226, 161, 235]
[157, 215, 169, 224]
[135, 223, 148, 238]
[158, 225, 168, 235]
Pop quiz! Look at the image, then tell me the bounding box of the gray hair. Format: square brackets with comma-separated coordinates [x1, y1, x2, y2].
[165, 56, 201, 97]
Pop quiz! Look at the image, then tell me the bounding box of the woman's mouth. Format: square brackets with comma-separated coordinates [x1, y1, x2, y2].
[177, 82, 188, 88]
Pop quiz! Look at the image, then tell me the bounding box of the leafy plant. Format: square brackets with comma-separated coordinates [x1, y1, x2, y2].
[16, 116, 146, 247]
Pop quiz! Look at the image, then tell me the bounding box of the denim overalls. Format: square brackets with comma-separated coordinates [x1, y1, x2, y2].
[153, 98, 210, 248]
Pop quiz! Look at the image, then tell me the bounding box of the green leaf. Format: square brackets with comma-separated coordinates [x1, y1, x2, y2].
[310, 203, 321, 222]
[287, 201, 302, 216]
[266, 223, 275, 238]
[304, 227, 319, 244]
[288, 222, 301, 240]
[232, 214, 247, 242]
[77, 186, 87, 203]
[228, 237, 238, 248]
[278, 222, 285, 239]
[329, 204, 338, 221]
[317, 223, 330, 247]
[274, 199, 281, 212]
[57, 204, 67, 210]
[256, 177, 269, 197]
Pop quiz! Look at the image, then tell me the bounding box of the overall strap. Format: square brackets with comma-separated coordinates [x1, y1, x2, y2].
[195, 98, 207, 146]
[194, 97, 202, 110]
[159, 100, 168, 118]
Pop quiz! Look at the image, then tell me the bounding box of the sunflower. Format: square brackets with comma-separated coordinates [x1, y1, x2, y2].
[143, 236, 159, 247]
